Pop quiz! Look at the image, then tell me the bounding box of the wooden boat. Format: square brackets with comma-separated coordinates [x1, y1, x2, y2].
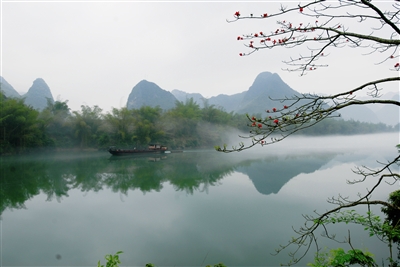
[108, 144, 168, 156]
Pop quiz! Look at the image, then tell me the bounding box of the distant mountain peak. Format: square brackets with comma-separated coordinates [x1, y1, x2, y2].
[0, 76, 21, 98]
[249, 72, 289, 94]
[126, 80, 177, 110]
[24, 78, 54, 110]
[236, 71, 300, 114]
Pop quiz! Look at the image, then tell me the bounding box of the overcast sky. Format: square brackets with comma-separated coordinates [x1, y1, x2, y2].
[1, 1, 398, 112]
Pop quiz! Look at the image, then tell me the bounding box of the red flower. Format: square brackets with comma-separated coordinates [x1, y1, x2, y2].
[395, 63, 400, 68]
[252, 122, 256, 126]
[263, 13, 268, 18]
[273, 119, 279, 124]
[390, 55, 394, 59]
[258, 123, 262, 128]
[272, 107, 277, 112]
[239, 53, 243, 56]
[259, 31, 263, 35]
[261, 140, 265, 144]
[237, 36, 241, 40]
[254, 33, 258, 37]
[284, 105, 288, 109]
[252, 116, 256, 121]
[234, 11, 240, 17]
[299, 7, 304, 12]
[266, 109, 270, 113]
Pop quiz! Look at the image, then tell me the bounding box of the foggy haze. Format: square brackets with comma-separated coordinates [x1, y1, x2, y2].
[1, 1, 398, 112]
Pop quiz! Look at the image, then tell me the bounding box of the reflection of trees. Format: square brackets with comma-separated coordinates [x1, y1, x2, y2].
[0, 150, 338, 214]
[102, 158, 167, 194]
[0, 156, 72, 214]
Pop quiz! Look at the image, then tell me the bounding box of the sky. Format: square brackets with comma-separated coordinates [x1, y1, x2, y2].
[1, 0, 399, 112]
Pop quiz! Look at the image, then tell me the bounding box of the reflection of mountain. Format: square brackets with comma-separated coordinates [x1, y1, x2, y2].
[235, 154, 336, 195]
[0, 151, 337, 214]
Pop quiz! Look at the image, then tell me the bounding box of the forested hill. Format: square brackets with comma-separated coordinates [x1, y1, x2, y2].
[1, 72, 398, 125]
[0, 89, 398, 154]
[128, 72, 300, 115]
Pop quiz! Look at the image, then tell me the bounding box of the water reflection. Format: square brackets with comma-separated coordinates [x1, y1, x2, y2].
[1, 133, 398, 266]
[0, 150, 338, 215]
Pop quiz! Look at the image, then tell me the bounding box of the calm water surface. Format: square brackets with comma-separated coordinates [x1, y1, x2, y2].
[1, 133, 399, 267]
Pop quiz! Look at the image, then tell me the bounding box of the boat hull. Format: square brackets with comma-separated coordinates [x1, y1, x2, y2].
[108, 145, 168, 156]
[108, 149, 165, 156]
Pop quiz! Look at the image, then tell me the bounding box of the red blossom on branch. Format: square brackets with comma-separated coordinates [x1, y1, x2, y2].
[272, 108, 277, 112]
[273, 119, 279, 124]
[234, 11, 240, 17]
[258, 123, 262, 128]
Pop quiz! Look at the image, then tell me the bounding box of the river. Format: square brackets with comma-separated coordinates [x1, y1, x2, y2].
[1, 133, 398, 267]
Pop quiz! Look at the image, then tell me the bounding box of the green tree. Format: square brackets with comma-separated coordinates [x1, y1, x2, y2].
[71, 105, 104, 148]
[308, 248, 376, 267]
[131, 106, 165, 147]
[103, 107, 135, 146]
[0, 94, 46, 153]
[163, 99, 203, 148]
[170, 98, 202, 120]
[382, 190, 400, 263]
[39, 99, 72, 147]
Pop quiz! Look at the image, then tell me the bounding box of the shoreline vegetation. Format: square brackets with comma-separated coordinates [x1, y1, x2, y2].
[1, 94, 398, 155]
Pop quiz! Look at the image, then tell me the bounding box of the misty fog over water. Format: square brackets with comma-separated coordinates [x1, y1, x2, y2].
[1, 132, 398, 267]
